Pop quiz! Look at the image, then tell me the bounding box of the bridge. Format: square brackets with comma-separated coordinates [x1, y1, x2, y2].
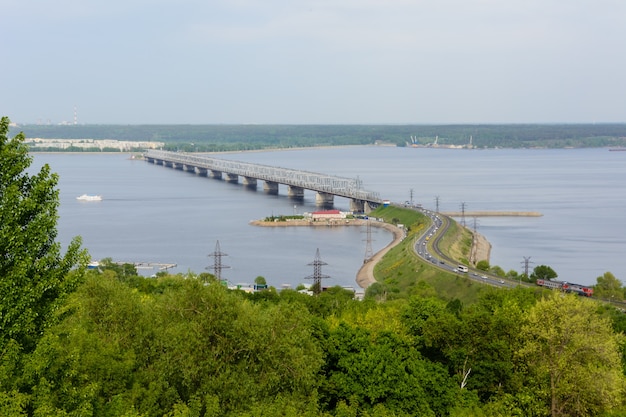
[143, 150, 382, 212]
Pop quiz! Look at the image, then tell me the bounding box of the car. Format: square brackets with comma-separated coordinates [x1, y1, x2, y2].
[499, 280, 505, 284]
[481, 275, 487, 279]
[439, 260, 444, 264]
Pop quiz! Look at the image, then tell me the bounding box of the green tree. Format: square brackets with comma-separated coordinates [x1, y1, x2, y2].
[489, 265, 506, 277]
[476, 260, 490, 271]
[407, 290, 532, 402]
[320, 322, 455, 416]
[594, 271, 623, 300]
[0, 116, 88, 352]
[24, 275, 325, 415]
[518, 292, 626, 416]
[529, 265, 558, 283]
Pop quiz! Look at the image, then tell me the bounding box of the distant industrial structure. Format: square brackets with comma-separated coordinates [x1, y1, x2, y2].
[408, 134, 475, 149]
[26, 138, 164, 151]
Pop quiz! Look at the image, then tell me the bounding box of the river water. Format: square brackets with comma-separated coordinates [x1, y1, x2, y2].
[30, 146, 626, 288]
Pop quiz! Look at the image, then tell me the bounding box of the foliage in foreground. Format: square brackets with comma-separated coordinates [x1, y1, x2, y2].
[2, 267, 626, 416]
[0, 116, 88, 354]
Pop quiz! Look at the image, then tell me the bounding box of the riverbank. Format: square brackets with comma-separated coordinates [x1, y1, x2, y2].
[251, 218, 493, 290]
[250, 218, 404, 289]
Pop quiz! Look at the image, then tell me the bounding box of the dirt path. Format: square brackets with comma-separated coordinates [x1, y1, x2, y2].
[355, 223, 405, 289]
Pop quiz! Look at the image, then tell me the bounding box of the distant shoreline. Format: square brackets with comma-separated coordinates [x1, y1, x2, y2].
[442, 211, 543, 217]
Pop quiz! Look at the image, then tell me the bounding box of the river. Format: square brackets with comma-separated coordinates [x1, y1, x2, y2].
[30, 146, 626, 288]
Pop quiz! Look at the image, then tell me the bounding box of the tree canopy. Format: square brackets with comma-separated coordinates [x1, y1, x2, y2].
[519, 293, 626, 416]
[530, 265, 558, 283]
[0, 117, 88, 353]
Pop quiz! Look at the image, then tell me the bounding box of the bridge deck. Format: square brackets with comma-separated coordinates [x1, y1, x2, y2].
[143, 150, 382, 204]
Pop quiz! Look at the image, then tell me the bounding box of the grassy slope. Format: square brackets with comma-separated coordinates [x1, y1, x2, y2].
[369, 206, 485, 304]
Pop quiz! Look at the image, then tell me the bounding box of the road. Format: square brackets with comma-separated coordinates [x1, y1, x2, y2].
[412, 208, 518, 289]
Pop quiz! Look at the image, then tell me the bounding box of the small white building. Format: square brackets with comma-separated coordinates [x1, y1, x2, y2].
[310, 209, 346, 221]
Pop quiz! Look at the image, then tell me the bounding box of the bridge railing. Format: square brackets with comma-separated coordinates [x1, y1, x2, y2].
[144, 150, 381, 203]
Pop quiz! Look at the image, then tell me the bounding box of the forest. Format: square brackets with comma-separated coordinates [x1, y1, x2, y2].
[10, 123, 626, 152]
[3, 115, 626, 416]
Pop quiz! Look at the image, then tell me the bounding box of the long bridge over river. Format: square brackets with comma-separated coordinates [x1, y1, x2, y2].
[143, 150, 383, 212]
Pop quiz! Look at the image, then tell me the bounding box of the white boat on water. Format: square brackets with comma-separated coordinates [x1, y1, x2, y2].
[76, 194, 102, 201]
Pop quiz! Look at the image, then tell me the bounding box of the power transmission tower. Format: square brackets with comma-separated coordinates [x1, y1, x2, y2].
[460, 202, 467, 227]
[521, 256, 533, 284]
[409, 188, 414, 206]
[363, 220, 375, 263]
[305, 248, 331, 294]
[435, 196, 440, 213]
[207, 240, 230, 282]
[470, 216, 479, 264]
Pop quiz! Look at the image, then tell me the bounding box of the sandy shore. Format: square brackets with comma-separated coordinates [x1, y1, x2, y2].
[355, 223, 405, 289]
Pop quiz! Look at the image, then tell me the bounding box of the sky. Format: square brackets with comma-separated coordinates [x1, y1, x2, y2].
[2, 0, 625, 125]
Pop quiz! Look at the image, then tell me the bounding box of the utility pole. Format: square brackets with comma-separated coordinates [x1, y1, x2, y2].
[460, 202, 467, 227]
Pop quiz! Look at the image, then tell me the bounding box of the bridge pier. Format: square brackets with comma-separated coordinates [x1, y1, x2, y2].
[142, 150, 382, 210]
[243, 177, 257, 187]
[350, 199, 365, 213]
[225, 173, 239, 183]
[316, 192, 334, 207]
[287, 186, 304, 199]
[263, 181, 279, 195]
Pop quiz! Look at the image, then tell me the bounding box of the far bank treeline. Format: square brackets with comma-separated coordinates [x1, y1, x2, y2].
[11, 123, 626, 151]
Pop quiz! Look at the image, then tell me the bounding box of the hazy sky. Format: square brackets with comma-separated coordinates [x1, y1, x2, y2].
[2, 0, 625, 124]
